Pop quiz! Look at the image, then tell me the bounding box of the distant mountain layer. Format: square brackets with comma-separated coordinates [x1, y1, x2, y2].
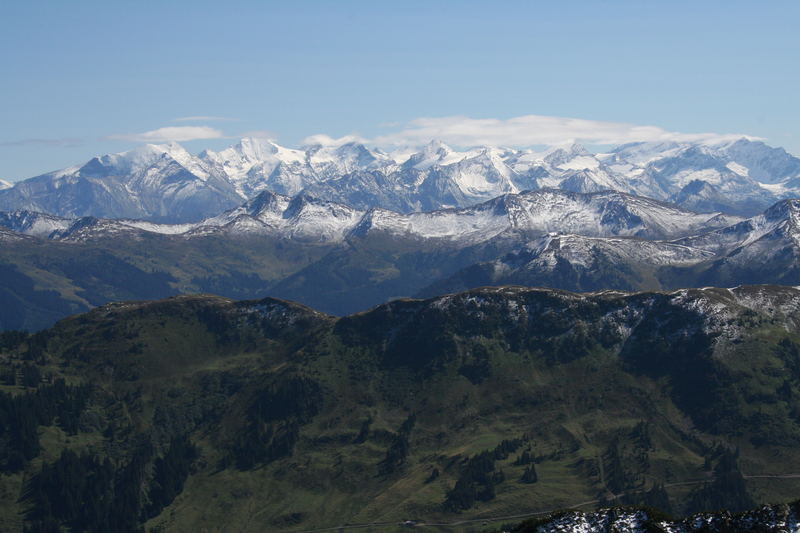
[3, 190, 800, 330]
[1, 137, 799, 221]
[2, 286, 800, 531]
[420, 197, 800, 298]
[0, 188, 741, 244]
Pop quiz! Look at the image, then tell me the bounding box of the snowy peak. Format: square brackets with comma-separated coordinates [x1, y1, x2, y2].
[0, 189, 742, 247]
[234, 136, 281, 160]
[718, 138, 800, 184]
[557, 169, 612, 194]
[543, 143, 595, 169]
[403, 139, 463, 170]
[242, 189, 290, 218]
[281, 194, 364, 242]
[208, 137, 286, 175]
[762, 198, 800, 223]
[200, 137, 307, 196]
[3, 136, 800, 223]
[92, 142, 205, 179]
[308, 142, 392, 172]
[192, 190, 366, 242]
[442, 149, 518, 197]
[508, 189, 737, 240]
[474, 232, 716, 287]
[675, 197, 800, 256]
[332, 142, 380, 168]
[0, 140, 243, 222]
[347, 189, 739, 245]
[201, 137, 394, 198]
[0, 210, 72, 238]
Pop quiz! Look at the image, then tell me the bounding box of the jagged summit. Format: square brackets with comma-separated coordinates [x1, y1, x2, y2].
[0, 188, 743, 245]
[2, 137, 799, 222]
[762, 197, 800, 222]
[542, 142, 593, 168]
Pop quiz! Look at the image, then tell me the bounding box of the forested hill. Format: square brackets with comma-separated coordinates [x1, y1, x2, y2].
[2, 286, 800, 531]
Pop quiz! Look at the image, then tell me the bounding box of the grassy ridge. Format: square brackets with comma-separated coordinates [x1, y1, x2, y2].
[1, 287, 800, 531]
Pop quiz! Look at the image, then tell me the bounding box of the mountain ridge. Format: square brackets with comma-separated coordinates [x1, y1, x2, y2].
[3, 191, 800, 329]
[2, 137, 800, 222]
[4, 284, 800, 531]
[0, 188, 743, 245]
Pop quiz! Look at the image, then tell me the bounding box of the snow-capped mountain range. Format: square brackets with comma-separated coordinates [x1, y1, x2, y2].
[419, 197, 800, 298]
[1, 136, 799, 222]
[0, 189, 741, 244]
[4, 186, 798, 294]
[3, 187, 800, 324]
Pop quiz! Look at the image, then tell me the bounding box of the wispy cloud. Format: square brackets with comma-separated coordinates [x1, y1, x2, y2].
[371, 114, 759, 147]
[107, 126, 225, 143]
[301, 133, 367, 146]
[173, 116, 236, 122]
[0, 137, 82, 148]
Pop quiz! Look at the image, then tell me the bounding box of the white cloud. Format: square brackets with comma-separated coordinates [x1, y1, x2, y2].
[173, 116, 236, 122]
[108, 126, 225, 143]
[371, 114, 759, 147]
[302, 133, 368, 147]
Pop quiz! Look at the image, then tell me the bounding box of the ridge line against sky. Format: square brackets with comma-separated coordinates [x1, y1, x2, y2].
[1, 0, 797, 180]
[0, 113, 767, 178]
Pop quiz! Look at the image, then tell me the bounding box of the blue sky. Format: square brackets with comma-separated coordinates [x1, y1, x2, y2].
[1, 0, 798, 181]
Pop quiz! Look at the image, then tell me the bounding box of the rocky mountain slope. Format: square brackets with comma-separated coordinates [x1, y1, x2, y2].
[5, 190, 800, 329]
[1, 137, 798, 221]
[0, 143, 242, 222]
[507, 502, 800, 533]
[2, 286, 800, 531]
[419, 234, 715, 297]
[419, 198, 800, 300]
[0, 188, 741, 244]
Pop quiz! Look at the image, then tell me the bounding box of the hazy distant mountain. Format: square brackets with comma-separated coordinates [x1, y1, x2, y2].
[1, 137, 799, 221]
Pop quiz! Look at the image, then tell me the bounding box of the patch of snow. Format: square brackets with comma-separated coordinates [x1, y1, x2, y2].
[726, 161, 750, 176]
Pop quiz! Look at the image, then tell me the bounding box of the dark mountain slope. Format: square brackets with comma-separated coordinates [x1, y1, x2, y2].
[0, 232, 334, 331]
[2, 287, 800, 531]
